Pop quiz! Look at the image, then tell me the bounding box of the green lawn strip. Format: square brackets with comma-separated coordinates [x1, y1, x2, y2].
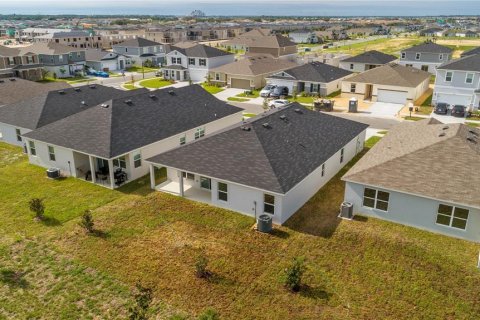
[288, 96, 314, 104]
[421, 94, 433, 107]
[236, 90, 260, 98]
[138, 78, 172, 89]
[126, 66, 160, 73]
[326, 90, 341, 98]
[377, 130, 388, 135]
[122, 83, 137, 90]
[227, 97, 250, 102]
[466, 122, 480, 128]
[201, 83, 225, 94]
[404, 116, 426, 121]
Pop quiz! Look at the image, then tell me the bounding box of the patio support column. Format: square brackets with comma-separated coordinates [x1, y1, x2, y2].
[149, 164, 155, 190]
[88, 155, 96, 184]
[178, 170, 184, 197]
[108, 159, 115, 189]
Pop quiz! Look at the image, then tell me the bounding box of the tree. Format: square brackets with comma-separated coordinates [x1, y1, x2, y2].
[197, 308, 219, 320]
[129, 282, 153, 320]
[79, 210, 94, 233]
[40, 69, 49, 80]
[29, 198, 44, 221]
[283, 257, 306, 292]
[59, 67, 67, 77]
[195, 252, 210, 278]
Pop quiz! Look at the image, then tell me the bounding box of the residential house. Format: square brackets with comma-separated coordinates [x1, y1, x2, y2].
[33, 31, 103, 49]
[245, 34, 298, 61]
[85, 49, 130, 71]
[146, 103, 368, 225]
[0, 45, 43, 81]
[398, 42, 453, 74]
[0, 77, 70, 106]
[163, 44, 234, 82]
[419, 27, 444, 37]
[21, 85, 243, 189]
[222, 28, 272, 50]
[144, 27, 188, 44]
[112, 37, 166, 67]
[343, 118, 480, 242]
[289, 30, 320, 44]
[29, 43, 86, 78]
[465, 30, 479, 38]
[432, 54, 480, 109]
[339, 50, 398, 72]
[266, 61, 353, 96]
[460, 47, 480, 58]
[208, 55, 297, 90]
[16, 28, 72, 42]
[341, 63, 430, 104]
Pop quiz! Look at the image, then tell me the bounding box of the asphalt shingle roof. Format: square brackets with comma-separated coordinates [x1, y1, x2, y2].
[267, 61, 352, 83]
[461, 47, 480, 57]
[438, 53, 480, 72]
[210, 55, 297, 76]
[343, 119, 480, 209]
[340, 50, 397, 65]
[345, 63, 430, 87]
[0, 78, 70, 106]
[23, 85, 243, 159]
[402, 42, 453, 54]
[147, 103, 368, 194]
[169, 44, 232, 58]
[114, 37, 162, 48]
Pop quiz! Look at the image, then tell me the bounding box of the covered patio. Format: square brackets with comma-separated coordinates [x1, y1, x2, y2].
[73, 151, 128, 189]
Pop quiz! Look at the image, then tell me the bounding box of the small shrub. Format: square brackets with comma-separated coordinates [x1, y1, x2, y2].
[129, 282, 153, 320]
[195, 252, 210, 278]
[79, 210, 94, 233]
[197, 308, 219, 320]
[29, 198, 45, 220]
[283, 257, 306, 292]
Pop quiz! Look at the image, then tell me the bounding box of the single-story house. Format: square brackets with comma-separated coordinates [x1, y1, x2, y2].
[266, 61, 353, 96]
[338, 50, 397, 72]
[22, 85, 244, 189]
[208, 55, 297, 90]
[146, 103, 368, 225]
[85, 49, 131, 71]
[341, 63, 430, 104]
[0, 77, 70, 106]
[419, 27, 444, 37]
[343, 118, 480, 242]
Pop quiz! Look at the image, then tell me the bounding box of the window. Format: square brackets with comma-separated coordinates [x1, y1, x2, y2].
[194, 127, 205, 140]
[264, 194, 275, 214]
[15, 128, 22, 142]
[310, 83, 320, 93]
[200, 177, 211, 190]
[401, 52, 406, 59]
[7, 57, 14, 65]
[350, 84, 356, 93]
[445, 71, 453, 82]
[113, 156, 126, 169]
[180, 135, 186, 145]
[77, 52, 81, 58]
[466, 73, 474, 84]
[29, 140, 36, 156]
[171, 57, 176, 64]
[48, 146, 56, 161]
[215, 73, 220, 81]
[363, 188, 390, 211]
[406, 64, 413, 67]
[165, 70, 169, 77]
[436, 204, 469, 230]
[27, 56, 33, 64]
[59, 55, 64, 62]
[420, 65, 428, 72]
[182, 172, 195, 180]
[340, 148, 344, 163]
[321, 163, 325, 177]
[218, 182, 228, 201]
[188, 58, 195, 65]
[350, 63, 354, 70]
[439, 54, 443, 60]
[415, 53, 421, 60]
[199, 59, 206, 66]
[133, 153, 142, 168]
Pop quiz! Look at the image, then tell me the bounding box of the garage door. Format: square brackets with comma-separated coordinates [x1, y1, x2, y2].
[377, 89, 408, 104]
[436, 93, 472, 106]
[230, 78, 251, 89]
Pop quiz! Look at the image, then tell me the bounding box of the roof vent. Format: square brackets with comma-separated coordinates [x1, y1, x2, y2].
[294, 108, 302, 114]
[149, 94, 156, 99]
[168, 90, 175, 95]
[279, 115, 286, 120]
[438, 132, 446, 137]
[9, 78, 15, 82]
[262, 123, 270, 129]
[468, 129, 479, 136]
[89, 84, 96, 89]
[241, 126, 251, 131]
[124, 99, 133, 105]
[100, 103, 109, 108]
[74, 87, 81, 92]
[81, 100, 86, 105]
[58, 90, 65, 94]
[467, 137, 477, 143]
[442, 125, 449, 130]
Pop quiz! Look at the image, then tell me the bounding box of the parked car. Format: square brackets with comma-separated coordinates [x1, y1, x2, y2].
[269, 86, 289, 98]
[434, 102, 449, 115]
[269, 99, 290, 108]
[260, 84, 277, 98]
[451, 105, 466, 118]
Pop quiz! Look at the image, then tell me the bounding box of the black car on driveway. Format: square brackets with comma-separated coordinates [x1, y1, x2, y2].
[451, 105, 466, 118]
[434, 102, 448, 115]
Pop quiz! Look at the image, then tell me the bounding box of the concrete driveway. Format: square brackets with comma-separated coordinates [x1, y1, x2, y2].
[214, 88, 246, 101]
[367, 102, 404, 118]
[431, 112, 466, 124]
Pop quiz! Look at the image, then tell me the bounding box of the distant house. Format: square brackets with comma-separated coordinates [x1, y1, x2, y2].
[338, 50, 397, 72]
[146, 103, 368, 225]
[244, 34, 298, 60]
[398, 42, 453, 74]
[85, 49, 130, 71]
[163, 43, 234, 82]
[21, 85, 243, 189]
[222, 28, 271, 50]
[266, 61, 353, 96]
[16, 27, 72, 42]
[419, 27, 444, 37]
[343, 118, 480, 242]
[112, 37, 166, 67]
[0, 45, 43, 81]
[208, 55, 297, 90]
[289, 30, 320, 44]
[465, 30, 479, 38]
[33, 31, 102, 49]
[433, 54, 480, 109]
[461, 47, 480, 58]
[29, 43, 86, 78]
[341, 63, 430, 104]
[0, 77, 70, 106]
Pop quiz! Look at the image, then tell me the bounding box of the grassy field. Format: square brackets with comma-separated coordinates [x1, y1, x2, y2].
[201, 83, 225, 94]
[139, 78, 173, 89]
[1, 140, 480, 319]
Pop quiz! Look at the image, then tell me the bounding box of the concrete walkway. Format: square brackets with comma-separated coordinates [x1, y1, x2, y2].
[213, 88, 245, 101]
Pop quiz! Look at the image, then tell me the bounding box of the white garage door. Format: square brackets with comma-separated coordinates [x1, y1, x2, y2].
[101, 60, 118, 72]
[377, 89, 408, 104]
[436, 93, 472, 106]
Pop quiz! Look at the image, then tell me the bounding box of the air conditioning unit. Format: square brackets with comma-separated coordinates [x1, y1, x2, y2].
[46, 168, 60, 179]
[257, 214, 273, 233]
[339, 201, 354, 220]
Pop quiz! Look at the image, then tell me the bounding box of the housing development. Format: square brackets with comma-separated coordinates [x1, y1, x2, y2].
[0, 4, 480, 320]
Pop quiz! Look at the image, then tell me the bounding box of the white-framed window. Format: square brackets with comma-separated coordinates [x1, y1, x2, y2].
[321, 163, 325, 177]
[340, 148, 344, 163]
[218, 182, 228, 202]
[165, 70, 169, 77]
[415, 53, 421, 60]
[194, 127, 205, 140]
[29, 140, 36, 156]
[363, 187, 390, 212]
[350, 84, 356, 93]
[445, 71, 453, 82]
[264, 194, 275, 214]
[350, 63, 354, 70]
[48, 145, 56, 161]
[465, 73, 474, 84]
[200, 176, 211, 190]
[188, 58, 195, 65]
[215, 73, 220, 81]
[436, 204, 469, 230]
[199, 58, 206, 66]
[182, 172, 195, 180]
[401, 52, 406, 59]
[15, 128, 22, 142]
[133, 152, 142, 168]
[180, 135, 186, 145]
[113, 156, 127, 169]
[27, 56, 33, 64]
[439, 54, 443, 60]
[7, 57, 14, 65]
[59, 55, 64, 62]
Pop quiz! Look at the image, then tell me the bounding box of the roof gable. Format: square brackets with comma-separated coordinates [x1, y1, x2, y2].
[268, 62, 352, 83]
[341, 50, 397, 64]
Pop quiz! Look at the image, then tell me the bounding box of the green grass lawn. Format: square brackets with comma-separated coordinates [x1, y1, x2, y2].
[1, 140, 480, 319]
[39, 76, 92, 85]
[138, 78, 172, 89]
[288, 96, 315, 104]
[325, 37, 424, 56]
[126, 66, 160, 73]
[122, 83, 137, 90]
[404, 116, 426, 121]
[227, 97, 249, 102]
[201, 83, 225, 94]
[466, 121, 480, 128]
[236, 90, 260, 98]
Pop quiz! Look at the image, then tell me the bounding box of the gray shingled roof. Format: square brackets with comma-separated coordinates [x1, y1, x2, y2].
[0, 78, 70, 106]
[402, 42, 453, 54]
[343, 119, 480, 209]
[345, 63, 430, 87]
[437, 54, 480, 72]
[24, 85, 243, 159]
[340, 50, 397, 65]
[147, 103, 368, 194]
[169, 44, 232, 58]
[114, 37, 162, 48]
[267, 61, 352, 83]
[461, 47, 480, 57]
[0, 84, 145, 130]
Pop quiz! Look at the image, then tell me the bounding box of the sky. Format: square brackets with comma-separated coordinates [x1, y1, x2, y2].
[0, 0, 479, 16]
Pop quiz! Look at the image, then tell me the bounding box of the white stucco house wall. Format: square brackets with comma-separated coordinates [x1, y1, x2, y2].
[398, 42, 453, 74]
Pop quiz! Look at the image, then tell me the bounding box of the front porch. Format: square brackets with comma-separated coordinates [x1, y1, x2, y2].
[163, 66, 188, 81]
